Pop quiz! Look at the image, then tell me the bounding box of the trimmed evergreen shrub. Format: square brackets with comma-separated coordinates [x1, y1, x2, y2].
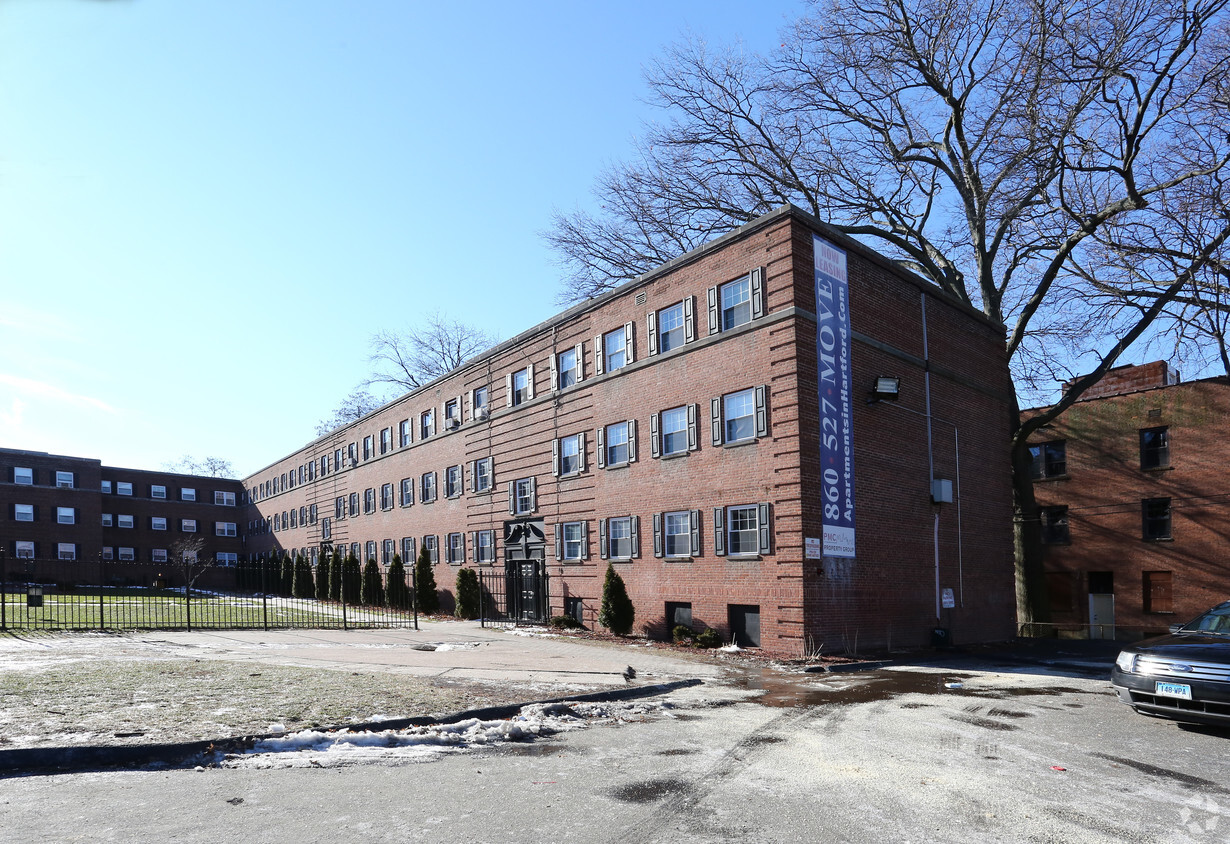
[598, 563, 635, 635]
[415, 544, 439, 614]
[293, 553, 315, 598]
[696, 627, 722, 648]
[454, 567, 480, 619]
[673, 624, 697, 645]
[361, 558, 386, 606]
[550, 614, 583, 630]
[315, 552, 331, 601]
[329, 549, 343, 601]
[341, 552, 362, 603]
[386, 553, 409, 609]
[280, 553, 295, 596]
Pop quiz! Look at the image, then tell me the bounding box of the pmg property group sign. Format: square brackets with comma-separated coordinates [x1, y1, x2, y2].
[814, 235, 855, 558]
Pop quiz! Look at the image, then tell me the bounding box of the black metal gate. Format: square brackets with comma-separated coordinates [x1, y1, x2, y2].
[478, 559, 549, 626]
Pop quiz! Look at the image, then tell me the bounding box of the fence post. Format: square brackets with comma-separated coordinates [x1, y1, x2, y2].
[184, 561, 191, 632]
[1, 551, 6, 631]
[342, 573, 348, 631]
[98, 554, 105, 629]
[411, 562, 418, 631]
[261, 558, 269, 631]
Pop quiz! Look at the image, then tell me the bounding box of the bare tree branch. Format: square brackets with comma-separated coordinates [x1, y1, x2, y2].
[365, 312, 496, 391]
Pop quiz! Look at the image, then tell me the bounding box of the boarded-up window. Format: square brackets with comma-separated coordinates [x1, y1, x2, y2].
[1143, 571, 1173, 614]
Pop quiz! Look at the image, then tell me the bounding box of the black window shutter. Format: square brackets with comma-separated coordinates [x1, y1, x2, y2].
[689, 509, 701, 556]
[647, 311, 658, 356]
[552, 439, 560, 477]
[582, 521, 589, 559]
[650, 412, 660, 458]
[529, 477, 537, 511]
[631, 515, 640, 558]
[755, 385, 769, 437]
[684, 296, 695, 342]
[687, 403, 698, 451]
[711, 398, 723, 446]
[707, 286, 719, 334]
[751, 267, 765, 319]
[599, 518, 609, 559]
[714, 507, 726, 556]
[554, 524, 563, 561]
[653, 513, 663, 558]
[759, 503, 772, 554]
[597, 427, 606, 468]
[628, 419, 637, 463]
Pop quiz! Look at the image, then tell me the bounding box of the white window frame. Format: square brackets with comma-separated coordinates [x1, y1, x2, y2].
[151, 516, 167, 531]
[400, 477, 415, 507]
[58, 543, 76, 561]
[181, 519, 197, 533]
[14, 467, 33, 485]
[651, 300, 690, 354]
[657, 405, 691, 457]
[102, 546, 115, 561]
[214, 491, 235, 506]
[511, 477, 536, 515]
[475, 529, 495, 564]
[16, 541, 34, 559]
[181, 487, 196, 501]
[152, 485, 167, 499]
[473, 457, 493, 493]
[510, 366, 533, 407]
[55, 471, 74, 489]
[446, 465, 463, 498]
[118, 514, 134, 529]
[713, 503, 772, 557]
[560, 521, 585, 561]
[599, 420, 636, 468]
[472, 385, 490, 419]
[382, 483, 394, 510]
[117, 482, 133, 496]
[421, 472, 437, 503]
[217, 552, 238, 566]
[152, 548, 168, 563]
[15, 503, 34, 522]
[118, 547, 135, 562]
[399, 418, 413, 447]
[421, 409, 435, 439]
[712, 386, 768, 446]
[603, 516, 636, 560]
[602, 326, 628, 372]
[101, 480, 112, 494]
[423, 534, 438, 564]
[554, 433, 585, 477]
[216, 521, 238, 537]
[447, 532, 465, 565]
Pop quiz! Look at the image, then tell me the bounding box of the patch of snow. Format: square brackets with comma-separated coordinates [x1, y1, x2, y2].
[719, 644, 742, 653]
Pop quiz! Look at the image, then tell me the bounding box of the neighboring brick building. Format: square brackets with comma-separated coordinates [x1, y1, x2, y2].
[240, 205, 1018, 654]
[1, 448, 245, 580]
[1027, 362, 1230, 638]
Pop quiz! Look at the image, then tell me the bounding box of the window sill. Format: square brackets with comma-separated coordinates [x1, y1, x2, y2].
[664, 556, 694, 562]
[725, 554, 763, 561]
[1032, 474, 1069, 482]
[605, 557, 635, 563]
[1141, 465, 1173, 473]
[722, 439, 758, 450]
[660, 451, 689, 460]
[1143, 537, 1174, 543]
[603, 462, 631, 471]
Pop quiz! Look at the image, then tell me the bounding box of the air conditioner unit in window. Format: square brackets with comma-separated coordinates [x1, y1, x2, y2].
[476, 406, 490, 421]
[350, 457, 358, 468]
[446, 416, 460, 430]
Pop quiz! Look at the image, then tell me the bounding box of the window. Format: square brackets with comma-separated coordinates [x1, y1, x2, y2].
[348, 492, 360, 517]
[118, 547, 135, 562]
[475, 530, 495, 564]
[152, 548, 168, 563]
[600, 325, 632, 373]
[400, 478, 415, 507]
[364, 487, 376, 514]
[651, 300, 692, 354]
[1029, 441, 1067, 479]
[218, 552, 238, 566]
[16, 541, 34, 559]
[363, 435, 374, 460]
[598, 421, 636, 468]
[554, 433, 585, 477]
[711, 387, 768, 445]
[335, 496, 345, 520]
[473, 457, 493, 493]
[421, 472, 437, 503]
[1040, 506, 1069, 544]
[382, 539, 394, 564]
[399, 419, 412, 447]
[214, 491, 235, 506]
[510, 477, 536, 515]
[667, 601, 693, 631]
[58, 543, 76, 561]
[600, 516, 638, 560]
[709, 269, 766, 332]
[335, 447, 345, 469]
[1142, 498, 1172, 540]
[289, 509, 298, 528]
[181, 487, 196, 501]
[421, 409, 435, 439]
[380, 427, 392, 454]
[366, 541, 377, 562]
[654, 405, 695, 457]
[382, 483, 394, 510]
[14, 467, 33, 485]
[118, 482, 133, 496]
[216, 522, 237, 537]
[1140, 427, 1169, 469]
[1144, 571, 1174, 614]
[446, 465, 463, 498]
[309, 503, 317, 524]
[557, 521, 587, 561]
[510, 366, 533, 407]
[102, 546, 114, 561]
[348, 443, 357, 466]
[118, 514, 134, 529]
[659, 510, 698, 558]
[101, 512, 113, 527]
[321, 518, 332, 540]
[15, 504, 34, 522]
[723, 389, 756, 443]
[151, 517, 167, 531]
[715, 504, 772, 556]
[445, 397, 460, 426]
[554, 346, 582, 390]
[55, 471, 74, 489]
[473, 386, 490, 419]
[447, 532, 465, 564]
[423, 534, 438, 564]
[401, 536, 416, 562]
[101, 480, 112, 494]
[151, 485, 167, 499]
[182, 519, 197, 533]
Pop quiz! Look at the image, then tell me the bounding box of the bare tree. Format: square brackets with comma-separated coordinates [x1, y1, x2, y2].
[315, 388, 384, 436]
[544, 0, 1230, 625]
[164, 455, 236, 478]
[365, 312, 496, 392]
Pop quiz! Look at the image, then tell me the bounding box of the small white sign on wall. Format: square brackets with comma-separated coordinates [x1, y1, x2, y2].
[805, 537, 823, 559]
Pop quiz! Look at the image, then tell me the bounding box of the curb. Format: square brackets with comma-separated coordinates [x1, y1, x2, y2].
[0, 678, 703, 777]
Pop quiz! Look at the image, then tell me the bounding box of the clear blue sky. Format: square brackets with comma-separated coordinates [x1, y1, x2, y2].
[0, 0, 802, 478]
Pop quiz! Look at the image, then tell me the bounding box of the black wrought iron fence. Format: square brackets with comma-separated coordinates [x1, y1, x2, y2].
[0, 557, 419, 632]
[478, 567, 550, 627]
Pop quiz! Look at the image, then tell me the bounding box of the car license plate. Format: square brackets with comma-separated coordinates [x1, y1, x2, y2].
[1156, 681, 1193, 700]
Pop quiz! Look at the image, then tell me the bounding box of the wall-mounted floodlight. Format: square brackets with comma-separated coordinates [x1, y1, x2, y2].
[868, 376, 901, 403]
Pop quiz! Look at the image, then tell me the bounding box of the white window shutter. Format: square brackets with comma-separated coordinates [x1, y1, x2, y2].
[552, 439, 560, 477]
[579, 431, 587, 472]
[599, 519, 608, 559]
[650, 412, 660, 459]
[647, 311, 658, 356]
[627, 419, 637, 463]
[684, 296, 695, 343]
[574, 342, 585, 381]
[582, 521, 589, 559]
[653, 513, 663, 558]
[550, 353, 559, 391]
[751, 267, 765, 319]
[526, 363, 535, 400]
[624, 321, 635, 364]
[529, 477, 537, 511]
[631, 515, 640, 558]
[554, 525, 563, 561]
[707, 286, 719, 334]
[596, 427, 606, 468]
[711, 397, 723, 446]
[505, 372, 514, 408]
[508, 481, 515, 515]
[593, 335, 604, 374]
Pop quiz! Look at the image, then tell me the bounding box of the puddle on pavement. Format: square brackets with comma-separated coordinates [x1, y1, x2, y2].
[609, 778, 694, 804]
[657, 748, 699, 756]
[736, 667, 1083, 708]
[499, 742, 566, 757]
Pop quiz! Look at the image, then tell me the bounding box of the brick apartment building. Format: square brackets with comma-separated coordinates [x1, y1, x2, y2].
[235, 205, 1018, 654]
[1, 448, 245, 579]
[1027, 361, 1230, 639]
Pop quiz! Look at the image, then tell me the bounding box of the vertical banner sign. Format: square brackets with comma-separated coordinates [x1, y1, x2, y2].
[814, 235, 856, 558]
